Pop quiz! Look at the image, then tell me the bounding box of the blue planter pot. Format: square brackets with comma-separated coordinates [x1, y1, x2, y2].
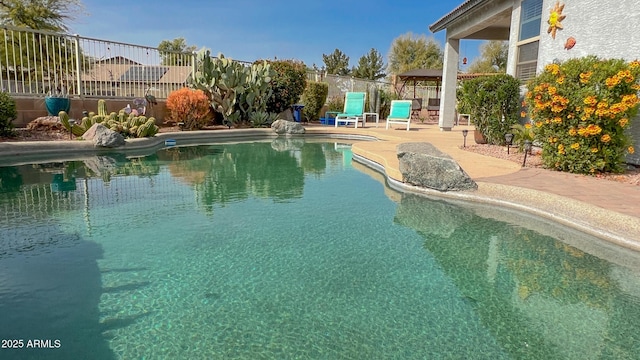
[45, 97, 71, 116]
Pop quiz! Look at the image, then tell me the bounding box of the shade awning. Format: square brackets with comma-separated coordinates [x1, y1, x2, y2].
[397, 69, 444, 83]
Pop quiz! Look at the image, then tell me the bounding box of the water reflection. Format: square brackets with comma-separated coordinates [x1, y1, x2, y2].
[394, 193, 640, 359]
[0, 166, 22, 195]
[0, 139, 350, 219]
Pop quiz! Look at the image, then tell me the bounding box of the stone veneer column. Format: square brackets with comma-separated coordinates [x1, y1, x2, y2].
[439, 36, 459, 131]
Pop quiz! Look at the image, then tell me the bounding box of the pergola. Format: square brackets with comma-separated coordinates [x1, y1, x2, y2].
[396, 69, 444, 98]
[396, 69, 487, 97]
[396, 69, 497, 121]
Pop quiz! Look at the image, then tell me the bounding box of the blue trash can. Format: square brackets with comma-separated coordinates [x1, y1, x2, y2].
[292, 104, 304, 122]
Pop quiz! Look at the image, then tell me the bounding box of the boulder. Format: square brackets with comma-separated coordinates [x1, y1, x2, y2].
[277, 109, 295, 122]
[82, 123, 126, 147]
[271, 119, 305, 135]
[26, 116, 64, 131]
[397, 142, 477, 191]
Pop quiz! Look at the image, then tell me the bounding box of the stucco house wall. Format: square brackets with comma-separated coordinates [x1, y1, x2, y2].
[536, 0, 640, 68]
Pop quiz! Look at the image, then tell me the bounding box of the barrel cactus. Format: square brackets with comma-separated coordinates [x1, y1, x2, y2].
[97, 99, 108, 117]
[59, 104, 159, 139]
[59, 111, 86, 137]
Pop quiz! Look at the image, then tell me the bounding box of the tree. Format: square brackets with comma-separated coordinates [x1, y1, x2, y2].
[0, 0, 87, 94]
[0, 0, 85, 32]
[352, 48, 386, 80]
[263, 59, 307, 114]
[387, 32, 443, 75]
[158, 38, 198, 66]
[322, 48, 350, 76]
[467, 41, 508, 73]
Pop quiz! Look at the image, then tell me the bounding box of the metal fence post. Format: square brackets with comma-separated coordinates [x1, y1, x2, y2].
[74, 34, 83, 99]
[191, 51, 197, 81]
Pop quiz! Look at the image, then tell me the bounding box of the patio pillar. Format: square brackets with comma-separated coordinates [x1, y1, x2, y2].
[439, 36, 459, 131]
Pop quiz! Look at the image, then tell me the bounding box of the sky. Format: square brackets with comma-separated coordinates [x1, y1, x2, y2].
[71, 0, 484, 71]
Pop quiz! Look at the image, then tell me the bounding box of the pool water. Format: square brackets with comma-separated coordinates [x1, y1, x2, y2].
[1, 140, 639, 359]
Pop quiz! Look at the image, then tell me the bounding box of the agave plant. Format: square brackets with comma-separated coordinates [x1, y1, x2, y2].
[249, 111, 278, 128]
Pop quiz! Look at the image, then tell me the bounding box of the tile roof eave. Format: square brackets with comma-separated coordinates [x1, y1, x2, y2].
[429, 0, 491, 33]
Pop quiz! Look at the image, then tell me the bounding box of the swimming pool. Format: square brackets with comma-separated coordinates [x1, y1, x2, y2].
[1, 139, 639, 359]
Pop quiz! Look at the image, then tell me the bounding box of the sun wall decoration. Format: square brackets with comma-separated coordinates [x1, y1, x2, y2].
[547, 1, 566, 39]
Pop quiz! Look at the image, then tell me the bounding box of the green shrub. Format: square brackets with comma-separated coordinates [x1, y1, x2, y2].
[525, 56, 640, 174]
[510, 123, 535, 152]
[456, 85, 471, 114]
[325, 95, 345, 112]
[301, 82, 328, 122]
[0, 91, 17, 137]
[378, 89, 400, 119]
[262, 60, 307, 114]
[460, 74, 521, 145]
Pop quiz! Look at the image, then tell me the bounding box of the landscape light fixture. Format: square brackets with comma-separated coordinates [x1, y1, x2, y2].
[462, 130, 469, 147]
[505, 133, 514, 155]
[522, 140, 532, 167]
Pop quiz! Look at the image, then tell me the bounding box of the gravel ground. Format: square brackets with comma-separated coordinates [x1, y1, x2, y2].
[2, 127, 639, 186]
[461, 144, 640, 186]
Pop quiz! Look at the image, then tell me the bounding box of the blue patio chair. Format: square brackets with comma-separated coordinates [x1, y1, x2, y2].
[385, 100, 413, 131]
[334, 92, 366, 128]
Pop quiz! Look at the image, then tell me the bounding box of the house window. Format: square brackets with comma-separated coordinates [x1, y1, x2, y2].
[516, 41, 539, 80]
[519, 0, 543, 41]
[516, 0, 543, 81]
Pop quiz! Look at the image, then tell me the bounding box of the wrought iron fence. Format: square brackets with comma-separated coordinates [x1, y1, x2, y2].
[0, 25, 195, 99]
[1, 25, 440, 107]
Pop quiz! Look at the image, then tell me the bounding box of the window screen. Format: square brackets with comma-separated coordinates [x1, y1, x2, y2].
[516, 41, 539, 81]
[519, 0, 543, 41]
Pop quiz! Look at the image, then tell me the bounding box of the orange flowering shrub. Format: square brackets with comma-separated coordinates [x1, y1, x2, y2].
[525, 56, 640, 174]
[166, 88, 212, 130]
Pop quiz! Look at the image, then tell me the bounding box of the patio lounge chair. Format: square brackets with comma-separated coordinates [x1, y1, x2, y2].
[334, 92, 366, 128]
[411, 98, 422, 121]
[385, 100, 413, 131]
[427, 98, 440, 121]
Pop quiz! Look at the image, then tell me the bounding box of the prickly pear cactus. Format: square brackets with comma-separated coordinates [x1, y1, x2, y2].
[189, 48, 248, 121]
[238, 60, 275, 119]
